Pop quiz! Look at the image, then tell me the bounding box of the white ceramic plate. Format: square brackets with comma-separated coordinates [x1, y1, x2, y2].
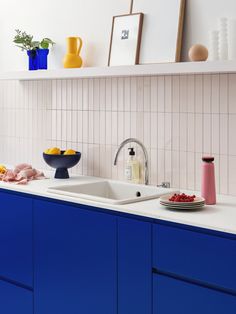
[162, 205, 205, 211]
[160, 201, 204, 207]
[160, 203, 205, 210]
[160, 202, 205, 208]
[160, 203, 205, 208]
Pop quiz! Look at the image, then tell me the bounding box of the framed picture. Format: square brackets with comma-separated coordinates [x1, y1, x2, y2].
[108, 13, 144, 66]
[132, 0, 186, 64]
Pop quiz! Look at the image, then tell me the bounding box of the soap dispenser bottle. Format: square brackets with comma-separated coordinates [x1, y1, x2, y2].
[125, 147, 140, 184]
[201, 156, 216, 205]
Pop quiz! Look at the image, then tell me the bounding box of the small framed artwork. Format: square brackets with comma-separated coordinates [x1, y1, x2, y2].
[108, 13, 144, 66]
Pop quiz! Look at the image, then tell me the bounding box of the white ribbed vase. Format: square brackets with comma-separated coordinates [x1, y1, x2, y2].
[219, 17, 229, 60]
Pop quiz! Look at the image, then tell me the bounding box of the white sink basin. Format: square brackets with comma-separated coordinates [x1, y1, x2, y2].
[48, 180, 178, 205]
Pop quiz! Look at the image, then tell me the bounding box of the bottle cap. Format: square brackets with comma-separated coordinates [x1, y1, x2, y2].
[128, 147, 135, 156]
[202, 156, 214, 163]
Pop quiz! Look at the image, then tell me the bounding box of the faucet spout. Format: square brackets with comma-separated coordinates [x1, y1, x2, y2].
[113, 138, 149, 185]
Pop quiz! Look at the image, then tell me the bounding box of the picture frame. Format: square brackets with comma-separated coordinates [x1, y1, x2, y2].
[108, 13, 144, 66]
[132, 0, 186, 64]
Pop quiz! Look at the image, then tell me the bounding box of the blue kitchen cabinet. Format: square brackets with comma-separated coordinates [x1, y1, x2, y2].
[0, 190, 33, 287]
[0, 188, 235, 314]
[34, 199, 117, 314]
[153, 274, 236, 314]
[0, 279, 33, 314]
[118, 217, 152, 314]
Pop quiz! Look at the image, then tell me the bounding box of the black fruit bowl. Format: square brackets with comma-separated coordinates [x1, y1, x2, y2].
[43, 151, 81, 179]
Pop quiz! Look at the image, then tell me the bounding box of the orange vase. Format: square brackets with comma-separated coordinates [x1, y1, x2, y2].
[63, 37, 83, 68]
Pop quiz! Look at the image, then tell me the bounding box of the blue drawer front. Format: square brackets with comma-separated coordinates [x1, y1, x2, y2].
[153, 224, 236, 292]
[0, 191, 33, 287]
[153, 274, 236, 314]
[0, 280, 33, 314]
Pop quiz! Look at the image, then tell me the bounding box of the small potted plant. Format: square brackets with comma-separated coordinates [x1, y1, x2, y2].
[13, 30, 55, 71]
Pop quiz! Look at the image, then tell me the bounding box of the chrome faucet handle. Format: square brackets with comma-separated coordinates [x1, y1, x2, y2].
[157, 182, 171, 189]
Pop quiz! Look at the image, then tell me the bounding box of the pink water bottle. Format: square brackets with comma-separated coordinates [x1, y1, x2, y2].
[201, 156, 216, 205]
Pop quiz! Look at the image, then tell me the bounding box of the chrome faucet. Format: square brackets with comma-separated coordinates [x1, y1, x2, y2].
[113, 138, 149, 185]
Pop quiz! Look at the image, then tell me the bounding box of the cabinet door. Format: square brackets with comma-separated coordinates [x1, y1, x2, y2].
[34, 200, 117, 314]
[0, 191, 33, 287]
[0, 279, 33, 314]
[153, 274, 236, 314]
[118, 217, 152, 314]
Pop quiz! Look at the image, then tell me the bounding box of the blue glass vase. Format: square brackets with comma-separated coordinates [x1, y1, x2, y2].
[27, 50, 39, 70]
[37, 49, 49, 70]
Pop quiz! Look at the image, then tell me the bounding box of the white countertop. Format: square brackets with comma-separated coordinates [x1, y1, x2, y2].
[0, 173, 236, 235]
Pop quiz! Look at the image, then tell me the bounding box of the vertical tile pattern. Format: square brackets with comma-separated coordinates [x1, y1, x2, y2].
[1, 74, 236, 196]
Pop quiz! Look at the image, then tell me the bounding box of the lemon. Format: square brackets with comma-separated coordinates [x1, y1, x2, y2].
[47, 147, 61, 155]
[44, 149, 50, 154]
[0, 164, 6, 174]
[64, 149, 76, 155]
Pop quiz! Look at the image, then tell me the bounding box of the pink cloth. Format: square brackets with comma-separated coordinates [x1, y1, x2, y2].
[0, 164, 45, 185]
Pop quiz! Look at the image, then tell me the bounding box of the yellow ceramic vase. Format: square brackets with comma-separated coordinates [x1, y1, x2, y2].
[63, 37, 83, 68]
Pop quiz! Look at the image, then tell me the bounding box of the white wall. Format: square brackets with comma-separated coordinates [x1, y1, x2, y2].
[1, 0, 236, 71]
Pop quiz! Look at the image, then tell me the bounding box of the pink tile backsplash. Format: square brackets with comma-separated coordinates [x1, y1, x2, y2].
[1, 74, 236, 195]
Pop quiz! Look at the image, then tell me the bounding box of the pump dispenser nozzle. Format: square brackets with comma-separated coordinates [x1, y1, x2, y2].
[128, 147, 135, 156]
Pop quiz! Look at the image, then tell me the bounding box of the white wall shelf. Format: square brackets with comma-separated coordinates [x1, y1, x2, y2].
[0, 61, 236, 81]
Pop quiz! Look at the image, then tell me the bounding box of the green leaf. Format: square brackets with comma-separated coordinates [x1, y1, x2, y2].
[40, 38, 55, 49]
[13, 39, 24, 44]
[40, 41, 49, 49]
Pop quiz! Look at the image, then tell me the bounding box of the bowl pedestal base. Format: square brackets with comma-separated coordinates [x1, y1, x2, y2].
[55, 168, 69, 179]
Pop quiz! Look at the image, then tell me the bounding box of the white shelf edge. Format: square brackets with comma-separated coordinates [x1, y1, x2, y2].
[0, 61, 236, 81]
